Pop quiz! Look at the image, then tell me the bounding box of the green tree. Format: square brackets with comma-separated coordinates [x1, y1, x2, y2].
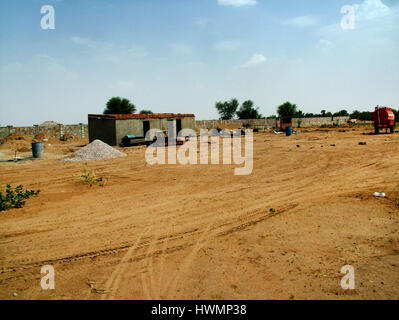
[350, 110, 373, 121]
[236, 100, 263, 119]
[350, 110, 361, 119]
[277, 102, 298, 117]
[295, 110, 305, 118]
[333, 109, 349, 117]
[104, 97, 136, 114]
[321, 109, 327, 117]
[140, 110, 153, 114]
[215, 98, 239, 120]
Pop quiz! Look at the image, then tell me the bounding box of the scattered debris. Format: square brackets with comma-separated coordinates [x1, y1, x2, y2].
[62, 140, 127, 162]
[330, 144, 336, 147]
[359, 142, 367, 145]
[13, 292, 18, 297]
[296, 145, 300, 148]
[87, 280, 109, 294]
[34, 132, 50, 141]
[374, 192, 386, 198]
[60, 133, 75, 142]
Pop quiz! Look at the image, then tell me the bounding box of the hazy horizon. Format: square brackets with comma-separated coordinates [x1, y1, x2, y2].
[1, 0, 398, 126]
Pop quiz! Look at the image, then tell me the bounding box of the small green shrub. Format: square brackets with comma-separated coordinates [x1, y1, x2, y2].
[0, 184, 40, 211]
[75, 167, 107, 187]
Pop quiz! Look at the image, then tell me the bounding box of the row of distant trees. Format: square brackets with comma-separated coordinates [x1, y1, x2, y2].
[215, 99, 399, 121]
[276, 102, 399, 121]
[275, 102, 350, 118]
[102, 96, 398, 122]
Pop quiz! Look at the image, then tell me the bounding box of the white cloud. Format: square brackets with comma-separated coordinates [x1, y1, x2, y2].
[218, 0, 257, 8]
[354, 0, 390, 21]
[282, 15, 319, 27]
[236, 53, 267, 68]
[213, 40, 243, 51]
[316, 0, 396, 38]
[170, 44, 192, 55]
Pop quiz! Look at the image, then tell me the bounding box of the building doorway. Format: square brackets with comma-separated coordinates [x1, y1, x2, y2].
[143, 121, 150, 137]
[176, 119, 182, 136]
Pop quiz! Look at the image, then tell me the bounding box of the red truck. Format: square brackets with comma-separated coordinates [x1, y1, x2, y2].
[373, 106, 395, 134]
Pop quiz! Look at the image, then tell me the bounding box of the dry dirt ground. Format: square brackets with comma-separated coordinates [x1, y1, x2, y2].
[0, 127, 398, 300]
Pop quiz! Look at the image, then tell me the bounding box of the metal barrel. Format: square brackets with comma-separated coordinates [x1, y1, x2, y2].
[31, 142, 43, 158]
[285, 126, 293, 136]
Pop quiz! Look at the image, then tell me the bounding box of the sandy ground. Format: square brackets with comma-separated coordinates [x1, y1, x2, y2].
[0, 127, 398, 300]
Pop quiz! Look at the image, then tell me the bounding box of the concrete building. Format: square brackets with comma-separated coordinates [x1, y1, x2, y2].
[88, 113, 196, 146]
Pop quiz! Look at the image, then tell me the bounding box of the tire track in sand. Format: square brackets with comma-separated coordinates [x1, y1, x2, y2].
[163, 223, 214, 299]
[101, 225, 151, 300]
[161, 204, 297, 299]
[141, 233, 159, 300]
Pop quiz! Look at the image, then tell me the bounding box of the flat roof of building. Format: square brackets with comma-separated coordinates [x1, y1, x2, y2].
[88, 113, 195, 120]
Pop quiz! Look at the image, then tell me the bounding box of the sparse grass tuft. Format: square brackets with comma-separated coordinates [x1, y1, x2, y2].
[75, 167, 107, 187]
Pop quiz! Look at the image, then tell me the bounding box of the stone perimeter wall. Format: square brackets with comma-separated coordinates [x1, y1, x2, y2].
[0, 124, 88, 140]
[195, 117, 351, 129]
[0, 116, 351, 140]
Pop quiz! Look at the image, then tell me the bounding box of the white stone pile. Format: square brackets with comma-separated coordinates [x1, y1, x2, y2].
[63, 139, 126, 162]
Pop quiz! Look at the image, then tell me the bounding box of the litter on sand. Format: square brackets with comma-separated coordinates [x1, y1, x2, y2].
[62, 139, 127, 162]
[374, 192, 386, 198]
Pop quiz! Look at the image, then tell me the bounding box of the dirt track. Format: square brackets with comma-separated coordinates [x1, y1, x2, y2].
[0, 128, 399, 299]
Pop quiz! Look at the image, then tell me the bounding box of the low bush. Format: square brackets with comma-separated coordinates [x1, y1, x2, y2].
[0, 184, 40, 211]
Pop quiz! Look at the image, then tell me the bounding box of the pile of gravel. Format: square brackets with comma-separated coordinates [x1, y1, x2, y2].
[63, 139, 127, 162]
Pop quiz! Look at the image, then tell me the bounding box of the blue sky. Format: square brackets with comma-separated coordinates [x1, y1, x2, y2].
[0, 0, 398, 125]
